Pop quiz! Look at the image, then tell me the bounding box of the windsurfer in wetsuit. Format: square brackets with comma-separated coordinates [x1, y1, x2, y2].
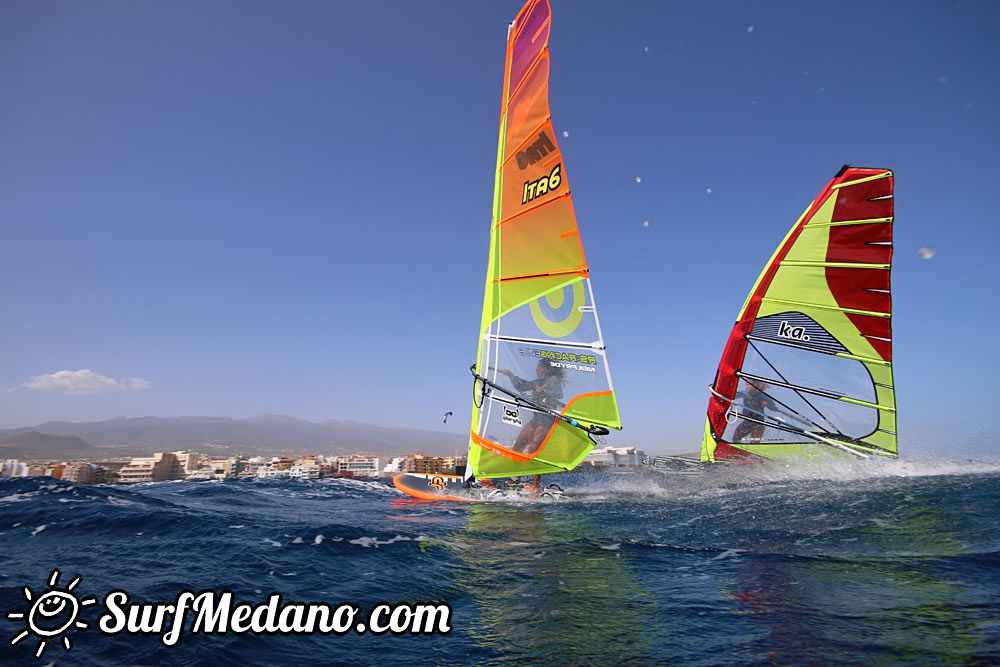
[732, 380, 771, 443]
[500, 361, 566, 454]
[499, 361, 567, 494]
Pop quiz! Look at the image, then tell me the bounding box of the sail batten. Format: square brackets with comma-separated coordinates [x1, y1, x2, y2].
[496, 267, 587, 282]
[781, 261, 890, 269]
[760, 297, 890, 317]
[835, 352, 892, 366]
[830, 172, 892, 188]
[702, 166, 896, 464]
[808, 218, 892, 227]
[468, 0, 621, 480]
[839, 396, 896, 411]
[735, 372, 886, 408]
[491, 334, 606, 350]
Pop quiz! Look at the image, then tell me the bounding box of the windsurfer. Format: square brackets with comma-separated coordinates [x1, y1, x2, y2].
[500, 361, 566, 454]
[732, 380, 771, 443]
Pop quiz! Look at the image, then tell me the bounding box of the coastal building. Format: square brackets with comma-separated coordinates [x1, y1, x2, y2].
[382, 457, 407, 475]
[118, 450, 199, 482]
[118, 453, 174, 482]
[404, 455, 466, 475]
[1, 459, 28, 477]
[198, 457, 246, 479]
[337, 456, 386, 478]
[240, 457, 270, 478]
[288, 463, 320, 479]
[270, 456, 296, 471]
[172, 451, 200, 477]
[61, 463, 98, 484]
[256, 466, 291, 479]
[443, 456, 466, 473]
[583, 446, 646, 469]
[92, 461, 128, 482]
[228, 458, 249, 477]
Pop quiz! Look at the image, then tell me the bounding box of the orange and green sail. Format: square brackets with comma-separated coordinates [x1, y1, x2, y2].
[702, 166, 896, 463]
[467, 0, 621, 480]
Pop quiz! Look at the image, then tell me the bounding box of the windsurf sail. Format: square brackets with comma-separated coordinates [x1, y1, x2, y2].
[702, 166, 896, 463]
[466, 0, 621, 480]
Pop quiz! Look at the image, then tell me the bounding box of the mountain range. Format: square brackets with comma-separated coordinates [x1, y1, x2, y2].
[0, 415, 467, 460]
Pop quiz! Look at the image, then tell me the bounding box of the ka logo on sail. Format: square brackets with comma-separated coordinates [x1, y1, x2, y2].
[778, 321, 810, 342]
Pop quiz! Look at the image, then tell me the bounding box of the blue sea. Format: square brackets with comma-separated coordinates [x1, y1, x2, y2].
[2, 458, 999, 665]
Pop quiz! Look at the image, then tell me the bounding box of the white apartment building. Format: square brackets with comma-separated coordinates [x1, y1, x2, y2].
[62, 463, 97, 484]
[584, 446, 645, 467]
[1, 459, 28, 477]
[288, 463, 320, 479]
[118, 450, 200, 482]
[337, 456, 386, 478]
[256, 467, 291, 479]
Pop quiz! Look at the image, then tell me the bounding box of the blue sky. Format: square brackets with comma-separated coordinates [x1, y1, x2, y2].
[2, 1, 998, 455]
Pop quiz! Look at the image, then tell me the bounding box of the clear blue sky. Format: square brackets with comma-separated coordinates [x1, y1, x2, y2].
[3, 1, 998, 455]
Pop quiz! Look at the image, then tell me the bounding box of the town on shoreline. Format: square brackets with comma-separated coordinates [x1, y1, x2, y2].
[1, 446, 647, 483]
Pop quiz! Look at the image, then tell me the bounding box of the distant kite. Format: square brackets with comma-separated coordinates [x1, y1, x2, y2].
[442, 411, 453, 424]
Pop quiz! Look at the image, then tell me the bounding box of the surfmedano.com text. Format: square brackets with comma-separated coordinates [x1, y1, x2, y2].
[99, 590, 452, 646]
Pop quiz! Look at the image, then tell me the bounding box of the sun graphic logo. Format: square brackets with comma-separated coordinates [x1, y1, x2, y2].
[7, 569, 97, 659]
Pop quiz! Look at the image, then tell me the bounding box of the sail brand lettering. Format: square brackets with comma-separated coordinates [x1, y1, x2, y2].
[502, 407, 522, 427]
[522, 164, 562, 205]
[778, 321, 810, 341]
[518, 347, 596, 365]
[516, 132, 555, 169]
[550, 362, 596, 373]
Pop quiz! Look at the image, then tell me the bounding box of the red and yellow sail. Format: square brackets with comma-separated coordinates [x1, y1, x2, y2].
[467, 0, 621, 479]
[702, 166, 896, 463]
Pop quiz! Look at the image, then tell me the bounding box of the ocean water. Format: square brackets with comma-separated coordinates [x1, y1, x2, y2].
[2, 458, 999, 665]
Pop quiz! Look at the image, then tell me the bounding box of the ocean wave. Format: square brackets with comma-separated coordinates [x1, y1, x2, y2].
[2, 471, 998, 665]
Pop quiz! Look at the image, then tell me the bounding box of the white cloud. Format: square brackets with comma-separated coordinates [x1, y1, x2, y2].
[24, 369, 152, 395]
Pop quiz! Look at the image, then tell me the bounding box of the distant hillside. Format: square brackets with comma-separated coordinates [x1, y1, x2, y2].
[0, 416, 466, 459]
[0, 431, 97, 460]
